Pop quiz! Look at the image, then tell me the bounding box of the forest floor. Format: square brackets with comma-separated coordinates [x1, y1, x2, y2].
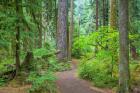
[56, 59, 113, 93]
[0, 85, 30, 93]
[0, 59, 113, 93]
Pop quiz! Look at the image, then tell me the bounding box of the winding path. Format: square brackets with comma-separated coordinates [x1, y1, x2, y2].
[56, 59, 111, 93]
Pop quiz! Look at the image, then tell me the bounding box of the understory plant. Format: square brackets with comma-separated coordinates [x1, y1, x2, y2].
[26, 47, 70, 93]
[27, 71, 56, 93]
[78, 50, 118, 88]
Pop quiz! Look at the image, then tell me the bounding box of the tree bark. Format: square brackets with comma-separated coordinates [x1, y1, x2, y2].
[110, 0, 117, 29]
[57, 0, 68, 61]
[68, 0, 74, 62]
[96, 0, 99, 30]
[118, 0, 130, 92]
[15, 0, 21, 74]
[103, 0, 105, 26]
[38, 12, 42, 48]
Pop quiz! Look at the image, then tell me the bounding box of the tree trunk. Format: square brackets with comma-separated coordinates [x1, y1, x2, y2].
[68, 0, 74, 62]
[110, 0, 117, 29]
[96, 0, 99, 30]
[38, 25, 42, 48]
[15, 0, 21, 74]
[57, 0, 68, 61]
[95, 0, 99, 54]
[38, 13, 42, 48]
[118, 0, 130, 92]
[103, 0, 105, 26]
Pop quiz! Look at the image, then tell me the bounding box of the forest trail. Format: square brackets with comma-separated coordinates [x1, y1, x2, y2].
[56, 59, 112, 93]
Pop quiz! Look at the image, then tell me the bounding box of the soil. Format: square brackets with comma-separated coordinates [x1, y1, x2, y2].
[0, 85, 30, 93]
[56, 59, 113, 93]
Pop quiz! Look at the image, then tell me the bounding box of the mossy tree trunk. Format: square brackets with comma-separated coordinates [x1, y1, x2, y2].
[96, 0, 99, 30]
[15, 0, 21, 75]
[118, 0, 130, 92]
[110, 0, 117, 29]
[57, 0, 68, 61]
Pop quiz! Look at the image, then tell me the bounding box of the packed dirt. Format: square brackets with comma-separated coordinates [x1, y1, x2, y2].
[56, 59, 112, 93]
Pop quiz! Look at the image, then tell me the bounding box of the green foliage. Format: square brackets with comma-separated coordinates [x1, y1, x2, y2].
[0, 58, 14, 73]
[45, 57, 71, 72]
[72, 26, 119, 59]
[72, 36, 93, 58]
[0, 78, 6, 86]
[26, 54, 57, 93]
[130, 62, 140, 85]
[33, 48, 50, 58]
[129, 33, 140, 50]
[27, 50, 70, 93]
[27, 71, 56, 93]
[75, 27, 119, 88]
[0, 58, 13, 86]
[78, 50, 118, 88]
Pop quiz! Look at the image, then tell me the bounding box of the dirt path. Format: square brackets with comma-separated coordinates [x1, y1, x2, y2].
[56, 59, 112, 93]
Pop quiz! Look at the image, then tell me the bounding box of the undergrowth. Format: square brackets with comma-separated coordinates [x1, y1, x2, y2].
[26, 47, 71, 93]
[78, 51, 140, 89]
[75, 27, 140, 89]
[78, 50, 118, 88]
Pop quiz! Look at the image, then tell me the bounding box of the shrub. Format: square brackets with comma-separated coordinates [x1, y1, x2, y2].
[27, 71, 56, 93]
[72, 36, 93, 58]
[72, 26, 119, 59]
[27, 51, 70, 93]
[78, 50, 118, 88]
[0, 78, 6, 86]
[27, 57, 57, 93]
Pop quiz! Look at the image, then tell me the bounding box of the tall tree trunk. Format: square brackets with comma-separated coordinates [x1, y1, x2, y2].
[68, 0, 74, 62]
[95, 0, 99, 54]
[78, 15, 80, 37]
[55, 0, 57, 39]
[15, 0, 21, 74]
[118, 0, 130, 92]
[103, 0, 105, 26]
[105, 0, 109, 25]
[38, 12, 42, 48]
[110, 0, 117, 29]
[57, 0, 68, 61]
[96, 0, 99, 30]
[38, 24, 42, 48]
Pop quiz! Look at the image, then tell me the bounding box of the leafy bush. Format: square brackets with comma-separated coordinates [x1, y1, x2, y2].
[130, 62, 140, 85]
[0, 78, 6, 86]
[0, 58, 14, 73]
[78, 49, 140, 88]
[72, 36, 93, 58]
[33, 48, 54, 58]
[25, 55, 57, 93]
[78, 50, 118, 88]
[27, 52, 70, 93]
[72, 26, 119, 59]
[27, 71, 56, 93]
